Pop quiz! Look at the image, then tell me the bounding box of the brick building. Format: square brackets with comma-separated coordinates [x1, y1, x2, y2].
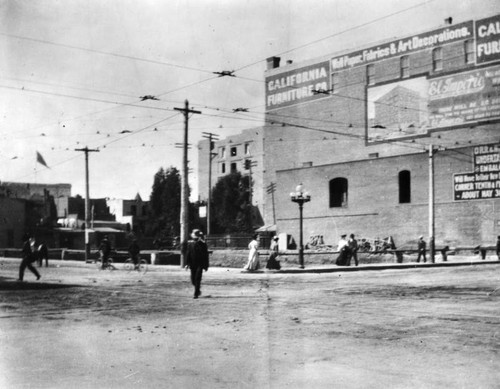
[197, 127, 265, 225]
[265, 13, 500, 248]
[198, 13, 500, 249]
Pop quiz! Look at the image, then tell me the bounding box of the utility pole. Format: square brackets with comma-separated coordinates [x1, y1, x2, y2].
[174, 100, 201, 267]
[75, 147, 99, 262]
[202, 132, 219, 236]
[428, 144, 435, 263]
[245, 159, 257, 225]
[266, 182, 277, 225]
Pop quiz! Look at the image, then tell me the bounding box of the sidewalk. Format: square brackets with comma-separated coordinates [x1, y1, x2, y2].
[1, 255, 499, 275]
[276, 256, 500, 273]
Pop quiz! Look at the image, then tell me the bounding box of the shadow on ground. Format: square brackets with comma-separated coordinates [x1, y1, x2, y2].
[0, 276, 82, 290]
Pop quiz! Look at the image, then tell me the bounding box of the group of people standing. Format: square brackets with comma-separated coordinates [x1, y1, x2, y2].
[18, 233, 49, 282]
[335, 234, 359, 267]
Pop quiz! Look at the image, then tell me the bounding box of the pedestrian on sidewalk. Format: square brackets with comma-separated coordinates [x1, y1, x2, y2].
[18, 233, 41, 282]
[185, 229, 209, 299]
[266, 236, 281, 270]
[416, 236, 426, 263]
[347, 234, 359, 266]
[336, 234, 349, 266]
[244, 234, 260, 271]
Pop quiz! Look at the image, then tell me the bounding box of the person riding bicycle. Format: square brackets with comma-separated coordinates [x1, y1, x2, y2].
[99, 235, 112, 270]
[128, 239, 140, 269]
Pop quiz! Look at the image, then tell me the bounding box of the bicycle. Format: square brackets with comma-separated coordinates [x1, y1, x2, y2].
[94, 252, 117, 271]
[123, 257, 148, 274]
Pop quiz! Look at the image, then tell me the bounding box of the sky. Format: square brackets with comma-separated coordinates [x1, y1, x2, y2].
[1, 0, 499, 201]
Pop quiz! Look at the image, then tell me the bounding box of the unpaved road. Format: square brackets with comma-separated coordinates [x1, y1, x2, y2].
[1, 259, 499, 388]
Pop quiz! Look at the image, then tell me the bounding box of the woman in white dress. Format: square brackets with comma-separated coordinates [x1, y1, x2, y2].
[244, 234, 260, 271]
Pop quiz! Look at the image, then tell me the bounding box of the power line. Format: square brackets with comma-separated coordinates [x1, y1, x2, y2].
[235, 0, 436, 73]
[0, 31, 215, 75]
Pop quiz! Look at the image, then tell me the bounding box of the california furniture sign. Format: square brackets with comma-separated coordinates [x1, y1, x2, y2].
[265, 61, 330, 110]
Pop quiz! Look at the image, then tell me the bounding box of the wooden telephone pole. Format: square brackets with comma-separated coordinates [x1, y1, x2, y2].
[202, 132, 219, 236]
[75, 147, 99, 262]
[174, 100, 201, 267]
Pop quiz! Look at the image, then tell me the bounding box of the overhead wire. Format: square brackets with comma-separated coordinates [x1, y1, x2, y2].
[1, 1, 489, 184]
[235, 0, 436, 73]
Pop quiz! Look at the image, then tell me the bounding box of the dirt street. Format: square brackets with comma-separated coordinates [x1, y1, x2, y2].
[1, 258, 499, 388]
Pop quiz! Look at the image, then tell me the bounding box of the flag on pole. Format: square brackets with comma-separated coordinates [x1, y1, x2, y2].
[36, 151, 49, 168]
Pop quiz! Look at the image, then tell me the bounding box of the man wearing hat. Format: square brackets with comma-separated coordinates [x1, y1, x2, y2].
[185, 229, 209, 299]
[417, 235, 426, 263]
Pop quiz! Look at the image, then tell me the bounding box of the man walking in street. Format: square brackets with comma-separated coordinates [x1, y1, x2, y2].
[18, 233, 41, 282]
[185, 229, 209, 299]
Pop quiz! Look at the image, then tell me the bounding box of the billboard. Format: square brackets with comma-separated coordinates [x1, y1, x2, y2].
[476, 14, 500, 64]
[332, 21, 474, 71]
[367, 64, 500, 143]
[265, 61, 330, 110]
[454, 144, 500, 201]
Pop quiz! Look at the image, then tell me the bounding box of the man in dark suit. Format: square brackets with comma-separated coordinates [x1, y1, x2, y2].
[185, 229, 209, 299]
[417, 236, 427, 263]
[18, 233, 41, 282]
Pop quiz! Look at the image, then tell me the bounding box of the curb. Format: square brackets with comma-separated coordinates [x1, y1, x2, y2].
[275, 260, 500, 273]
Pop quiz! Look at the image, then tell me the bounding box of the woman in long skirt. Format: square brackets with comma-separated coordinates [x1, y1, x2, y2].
[335, 234, 349, 266]
[244, 234, 260, 271]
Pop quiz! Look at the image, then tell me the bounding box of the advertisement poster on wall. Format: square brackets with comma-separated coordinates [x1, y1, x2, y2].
[475, 14, 500, 64]
[367, 64, 500, 143]
[453, 144, 500, 201]
[265, 61, 330, 110]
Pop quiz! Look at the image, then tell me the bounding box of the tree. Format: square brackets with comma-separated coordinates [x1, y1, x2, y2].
[211, 172, 252, 233]
[147, 166, 182, 238]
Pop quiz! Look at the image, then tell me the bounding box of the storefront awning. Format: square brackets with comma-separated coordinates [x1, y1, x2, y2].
[255, 224, 276, 232]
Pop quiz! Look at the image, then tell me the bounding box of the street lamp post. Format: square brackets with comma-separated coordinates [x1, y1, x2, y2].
[290, 184, 311, 269]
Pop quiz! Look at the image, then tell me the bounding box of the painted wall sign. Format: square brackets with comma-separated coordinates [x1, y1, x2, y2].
[476, 14, 500, 64]
[332, 21, 474, 71]
[366, 64, 500, 142]
[427, 64, 500, 128]
[454, 144, 500, 201]
[265, 61, 330, 110]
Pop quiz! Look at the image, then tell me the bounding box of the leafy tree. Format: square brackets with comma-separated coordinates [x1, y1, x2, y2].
[147, 166, 182, 238]
[146, 166, 202, 239]
[211, 172, 252, 233]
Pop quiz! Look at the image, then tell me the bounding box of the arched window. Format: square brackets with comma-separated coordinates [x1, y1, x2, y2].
[329, 178, 348, 207]
[399, 170, 411, 203]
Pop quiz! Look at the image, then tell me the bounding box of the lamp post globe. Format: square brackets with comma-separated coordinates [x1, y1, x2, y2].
[290, 183, 311, 269]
